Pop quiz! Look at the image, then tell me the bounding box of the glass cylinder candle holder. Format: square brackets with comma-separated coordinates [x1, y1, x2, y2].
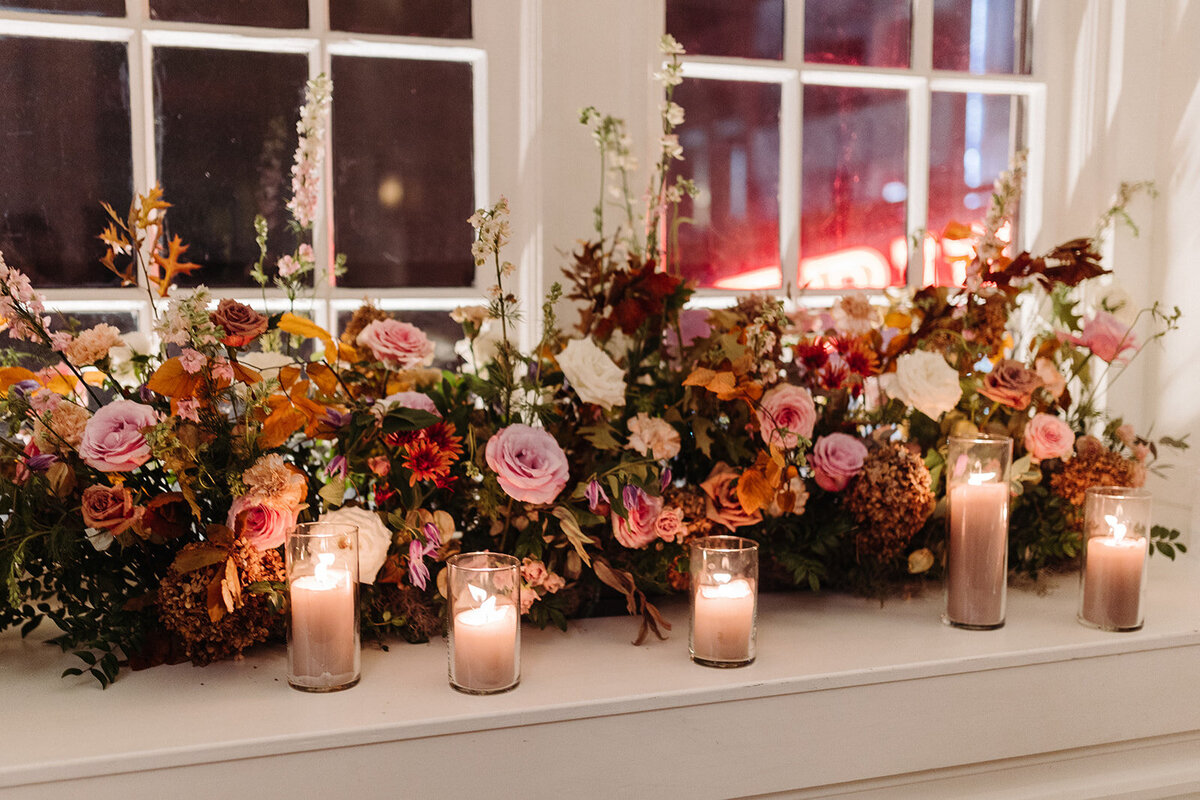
[1078, 486, 1151, 632]
[286, 522, 360, 692]
[944, 434, 1012, 630]
[689, 536, 758, 668]
[447, 552, 521, 695]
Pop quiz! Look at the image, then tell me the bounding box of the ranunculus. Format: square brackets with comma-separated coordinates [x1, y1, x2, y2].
[210, 298, 268, 348]
[227, 495, 297, 551]
[611, 485, 664, 549]
[81, 484, 139, 536]
[978, 359, 1043, 410]
[1070, 311, 1138, 363]
[653, 505, 687, 542]
[556, 337, 627, 410]
[700, 462, 762, 530]
[485, 424, 570, 505]
[757, 383, 816, 450]
[356, 318, 435, 369]
[882, 349, 963, 420]
[318, 506, 394, 584]
[810, 433, 869, 491]
[1024, 413, 1075, 461]
[626, 413, 681, 460]
[77, 400, 158, 472]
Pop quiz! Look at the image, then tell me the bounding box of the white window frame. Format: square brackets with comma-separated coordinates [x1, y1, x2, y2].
[659, 0, 1047, 306]
[0, 0, 541, 347]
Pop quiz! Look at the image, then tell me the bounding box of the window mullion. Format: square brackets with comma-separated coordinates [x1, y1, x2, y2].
[908, 0, 935, 288]
[783, 0, 806, 293]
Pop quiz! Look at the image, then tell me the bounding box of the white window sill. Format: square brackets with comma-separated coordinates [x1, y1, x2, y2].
[2, 557, 1199, 798]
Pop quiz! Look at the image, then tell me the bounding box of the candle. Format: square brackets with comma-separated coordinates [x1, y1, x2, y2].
[691, 574, 755, 663]
[453, 586, 519, 692]
[1081, 516, 1148, 629]
[290, 553, 357, 683]
[946, 474, 1009, 628]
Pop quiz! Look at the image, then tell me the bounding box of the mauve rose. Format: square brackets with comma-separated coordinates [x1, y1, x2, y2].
[978, 360, 1043, 410]
[357, 319, 435, 369]
[1024, 413, 1075, 461]
[227, 495, 297, 551]
[612, 485, 663, 549]
[758, 383, 816, 450]
[210, 299, 268, 348]
[700, 462, 762, 530]
[485, 424, 569, 505]
[77, 400, 158, 472]
[1070, 311, 1138, 363]
[81, 484, 139, 536]
[1076, 434, 1105, 459]
[810, 433, 869, 492]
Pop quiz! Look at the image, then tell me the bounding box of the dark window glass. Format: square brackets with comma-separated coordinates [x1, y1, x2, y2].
[0, 37, 131, 288]
[331, 0, 471, 38]
[0, 0, 122, 16]
[332, 56, 475, 289]
[665, 0, 784, 60]
[671, 79, 781, 290]
[804, 0, 911, 68]
[154, 48, 306, 287]
[149, 0, 307, 29]
[801, 85, 908, 289]
[925, 92, 1020, 285]
[933, 0, 1027, 74]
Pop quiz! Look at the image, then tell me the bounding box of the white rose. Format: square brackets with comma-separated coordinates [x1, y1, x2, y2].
[626, 413, 681, 459]
[317, 506, 393, 585]
[557, 338, 627, 410]
[107, 331, 155, 386]
[881, 350, 962, 420]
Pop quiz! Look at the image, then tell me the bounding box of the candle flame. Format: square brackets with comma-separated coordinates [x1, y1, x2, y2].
[467, 582, 489, 604]
[314, 552, 335, 582]
[967, 471, 996, 485]
[712, 571, 732, 585]
[1105, 513, 1127, 542]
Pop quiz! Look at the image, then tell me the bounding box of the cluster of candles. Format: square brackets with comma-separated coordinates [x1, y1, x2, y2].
[283, 441, 1152, 693]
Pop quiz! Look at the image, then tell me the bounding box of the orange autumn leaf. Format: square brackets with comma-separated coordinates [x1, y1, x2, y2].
[83, 371, 107, 387]
[941, 221, 976, 240]
[277, 313, 338, 360]
[0, 366, 38, 394]
[277, 365, 303, 391]
[149, 235, 202, 297]
[884, 311, 912, 329]
[258, 402, 307, 449]
[41, 373, 80, 396]
[305, 362, 341, 396]
[683, 367, 718, 388]
[736, 467, 774, 515]
[231, 361, 261, 385]
[145, 357, 200, 398]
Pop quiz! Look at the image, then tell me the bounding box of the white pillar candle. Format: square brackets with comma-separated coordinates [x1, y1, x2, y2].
[692, 576, 755, 663]
[946, 478, 1009, 627]
[453, 594, 518, 692]
[1082, 518, 1147, 629]
[290, 555, 357, 683]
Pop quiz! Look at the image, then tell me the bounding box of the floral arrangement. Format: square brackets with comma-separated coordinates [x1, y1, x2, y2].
[0, 42, 1187, 685]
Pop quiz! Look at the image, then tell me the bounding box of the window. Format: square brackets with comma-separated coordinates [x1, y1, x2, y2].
[0, 1, 517, 355]
[666, 0, 1042, 294]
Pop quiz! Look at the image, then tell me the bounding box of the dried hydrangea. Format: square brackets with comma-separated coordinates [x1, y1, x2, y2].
[1050, 448, 1137, 508]
[845, 443, 936, 562]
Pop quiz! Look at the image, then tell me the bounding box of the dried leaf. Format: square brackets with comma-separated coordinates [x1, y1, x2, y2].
[551, 505, 592, 567]
[173, 545, 227, 574]
[259, 401, 307, 449]
[149, 235, 202, 297]
[941, 221, 976, 240]
[145, 357, 199, 398]
[0, 366, 38, 394]
[736, 467, 774, 515]
[306, 362, 341, 396]
[593, 558, 637, 615]
[278, 313, 336, 358]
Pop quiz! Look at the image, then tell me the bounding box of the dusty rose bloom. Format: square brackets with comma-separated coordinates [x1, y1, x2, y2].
[1023, 413, 1075, 461]
[77, 400, 157, 472]
[811, 433, 869, 492]
[521, 558, 548, 587]
[543, 573, 565, 593]
[978, 360, 1043, 410]
[700, 462, 763, 530]
[485, 424, 569, 505]
[757, 384, 816, 450]
[227, 495, 297, 551]
[1070, 312, 1138, 363]
[653, 506, 687, 542]
[357, 319, 436, 369]
[612, 485, 664, 549]
[81, 484, 140, 536]
[211, 299, 268, 348]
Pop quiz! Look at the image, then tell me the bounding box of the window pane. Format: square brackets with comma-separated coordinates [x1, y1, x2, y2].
[149, 0, 307, 29]
[0, 0, 122, 16]
[154, 48, 306, 287]
[926, 92, 1021, 286]
[933, 0, 1027, 74]
[801, 85, 908, 289]
[805, 0, 911, 68]
[672, 78, 781, 290]
[332, 56, 475, 289]
[0, 37, 131, 288]
[665, 0, 784, 61]
[331, 0, 471, 38]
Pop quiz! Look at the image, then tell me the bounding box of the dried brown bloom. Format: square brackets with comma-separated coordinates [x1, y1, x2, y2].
[664, 484, 715, 538]
[845, 443, 936, 562]
[1050, 448, 1137, 508]
[157, 536, 285, 665]
[340, 303, 392, 346]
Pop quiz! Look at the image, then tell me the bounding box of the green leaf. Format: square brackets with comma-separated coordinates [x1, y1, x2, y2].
[579, 422, 621, 451]
[381, 407, 440, 434]
[319, 478, 346, 509]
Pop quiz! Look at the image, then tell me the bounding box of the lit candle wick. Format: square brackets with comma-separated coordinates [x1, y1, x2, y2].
[1104, 513, 1128, 543]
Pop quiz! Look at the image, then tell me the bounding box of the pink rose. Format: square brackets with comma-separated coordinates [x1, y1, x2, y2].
[611, 485, 663, 549]
[521, 558, 548, 587]
[653, 505, 687, 543]
[1023, 413, 1075, 461]
[978, 360, 1043, 410]
[227, 495, 297, 551]
[543, 573, 565, 593]
[379, 390, 440, 416]
[1070, 312, 1138, 363]
[758, 383, 816, 450]
[356, 319, 435, 369]
[78, 400, 158, 472]
[485, 424, 569, 505]
[810, 433, 869, 491]
[81, 484, 140, 536]
[700, 462, 762, 530]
